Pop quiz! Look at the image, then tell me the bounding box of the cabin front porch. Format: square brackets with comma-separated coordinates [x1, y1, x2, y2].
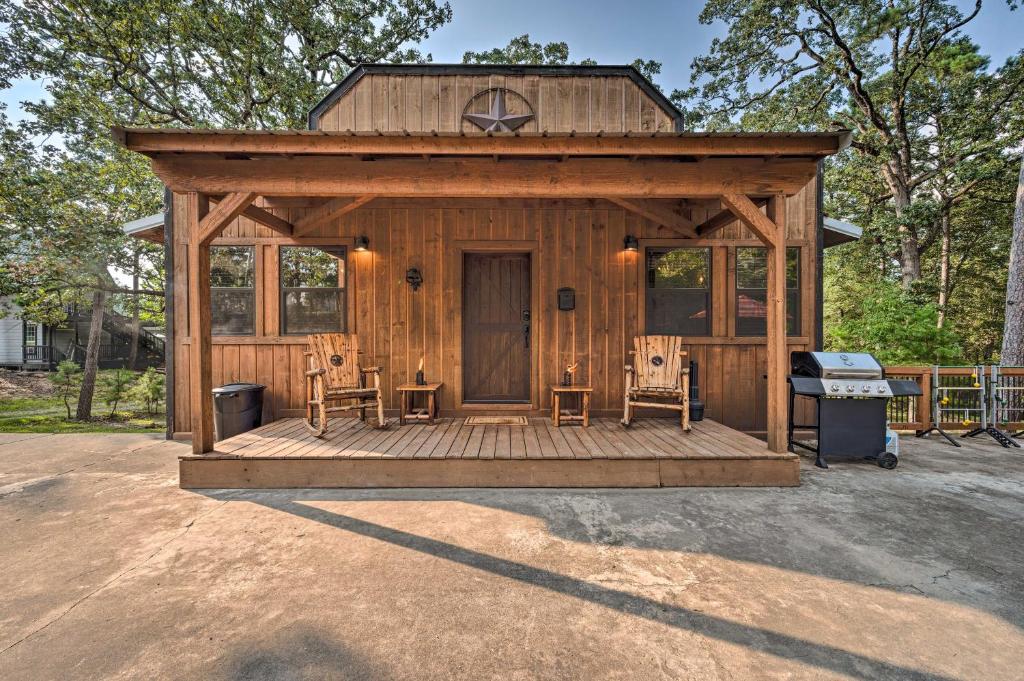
[178, 416, 799, 488]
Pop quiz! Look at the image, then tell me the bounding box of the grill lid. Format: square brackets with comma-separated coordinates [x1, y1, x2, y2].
[791, 352, 883, 380]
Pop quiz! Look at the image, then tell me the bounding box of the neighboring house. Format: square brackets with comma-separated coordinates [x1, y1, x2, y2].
[117, 63, 859, 487]
[0, 297, 50, 369]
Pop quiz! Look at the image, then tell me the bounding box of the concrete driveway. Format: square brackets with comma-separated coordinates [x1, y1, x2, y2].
[0, 430, 1021, 680]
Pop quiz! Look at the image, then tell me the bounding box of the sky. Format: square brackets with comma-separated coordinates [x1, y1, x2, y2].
[1, 0, 1021, 121]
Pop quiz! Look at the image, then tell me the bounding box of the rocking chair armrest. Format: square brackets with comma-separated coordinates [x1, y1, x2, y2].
[305, 368, 326, 378]
[303, 351, 313, 357]
[360, 366, 382, 374]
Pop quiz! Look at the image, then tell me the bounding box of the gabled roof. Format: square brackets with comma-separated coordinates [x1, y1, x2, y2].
[307, 63, 685, 131]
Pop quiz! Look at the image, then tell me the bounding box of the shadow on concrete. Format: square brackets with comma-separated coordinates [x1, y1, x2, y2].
[217, 625, 381, 681]
[233, 494, 958, 681]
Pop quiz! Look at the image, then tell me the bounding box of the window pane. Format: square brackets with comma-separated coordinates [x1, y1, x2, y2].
[735, 248, 800, 336]
[281, 246, 345, 289]
[645, 248, 711, 336]
[210, 246, 254, 288]
[648, 249, 709, 289]
[211, 289, 255, 335]
[282, 290, 345, 335]
[210, 246, 254, 335]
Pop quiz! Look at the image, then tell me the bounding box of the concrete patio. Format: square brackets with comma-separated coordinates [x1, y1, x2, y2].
[0, 430, 1021, 680]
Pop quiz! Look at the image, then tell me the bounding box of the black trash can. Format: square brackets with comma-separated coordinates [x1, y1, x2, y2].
[212, 383, 265, 441]
[689, 360, 705, 422]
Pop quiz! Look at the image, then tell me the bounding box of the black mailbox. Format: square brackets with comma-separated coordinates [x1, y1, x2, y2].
[557, 287, 575, 311]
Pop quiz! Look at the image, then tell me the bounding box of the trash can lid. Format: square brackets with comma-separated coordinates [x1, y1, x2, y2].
[212, 383, 266, 394]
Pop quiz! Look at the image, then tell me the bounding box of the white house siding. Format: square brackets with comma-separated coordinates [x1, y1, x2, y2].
[0, 296, 25, 365]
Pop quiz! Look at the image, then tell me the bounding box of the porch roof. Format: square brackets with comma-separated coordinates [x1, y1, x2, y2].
[114, 127, 850, 160]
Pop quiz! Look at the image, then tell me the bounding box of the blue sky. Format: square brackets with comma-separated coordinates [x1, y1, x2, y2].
[2, 0, 1020, 122]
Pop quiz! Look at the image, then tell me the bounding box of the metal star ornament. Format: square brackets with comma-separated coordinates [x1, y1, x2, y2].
[463, 89, 534, 132]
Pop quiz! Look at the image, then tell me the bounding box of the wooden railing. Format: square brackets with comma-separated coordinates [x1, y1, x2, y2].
[883, 365, 1024, 432]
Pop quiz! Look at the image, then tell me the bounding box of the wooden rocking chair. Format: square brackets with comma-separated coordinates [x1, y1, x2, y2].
[622, 335, 690, 431]
[304, 333, 386, 436]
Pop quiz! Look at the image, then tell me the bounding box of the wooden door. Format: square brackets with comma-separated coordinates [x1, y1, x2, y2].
[463, 253, 531, 403]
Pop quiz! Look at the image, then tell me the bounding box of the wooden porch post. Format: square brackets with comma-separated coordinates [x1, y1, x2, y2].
[719, 193, 789, 453]
[764, 196, 788, 453]
[187, 191, 258, 454]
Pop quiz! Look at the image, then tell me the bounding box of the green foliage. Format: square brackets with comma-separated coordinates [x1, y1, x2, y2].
[463, 34, 662, 83]
[49, 360, 82, 419]
[0, 0, 454, 128]
[824, 256, 961, 364]
[101, 369, 135, 417]
[128, 368, 165, 416]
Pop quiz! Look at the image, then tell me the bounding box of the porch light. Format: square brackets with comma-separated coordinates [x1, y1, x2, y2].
[623, 234, 639, 252]
[354, 235, 370, 252]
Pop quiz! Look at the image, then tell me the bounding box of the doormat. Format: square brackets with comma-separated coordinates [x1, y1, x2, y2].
[464, 416, 529, 426]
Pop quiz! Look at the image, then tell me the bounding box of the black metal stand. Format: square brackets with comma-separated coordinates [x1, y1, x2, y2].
[788, 388, 827, 468]
[963, 426, 1021, 448]
[915, 424, 961, 447]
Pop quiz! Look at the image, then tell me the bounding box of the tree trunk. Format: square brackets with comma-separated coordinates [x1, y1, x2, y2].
[75, 288, 108, 420]
[1001, 153, 1024, 365]
[128, 248, 141, 370]
[882, 163, 921, 287]
[937, 210, 951, 328]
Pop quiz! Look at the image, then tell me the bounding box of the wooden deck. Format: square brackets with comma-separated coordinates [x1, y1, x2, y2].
[179, 417, 800, 488]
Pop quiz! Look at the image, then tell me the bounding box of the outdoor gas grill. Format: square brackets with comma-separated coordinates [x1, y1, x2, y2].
[788, 351, 922, 469]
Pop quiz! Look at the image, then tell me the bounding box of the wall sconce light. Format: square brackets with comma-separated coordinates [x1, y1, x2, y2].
[405, 267, 423, 291]
[623, 234, 639, 252]
[353, 235, 370, 252]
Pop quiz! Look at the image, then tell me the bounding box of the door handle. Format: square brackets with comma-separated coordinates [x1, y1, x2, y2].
[523, 323, 530, 349]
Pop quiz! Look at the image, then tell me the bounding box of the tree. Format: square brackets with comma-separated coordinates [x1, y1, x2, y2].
[463, 34, 662, 83]
[0, 0, 454, 128]
[129, 368, 165, 416]
[101, 369, 134, 417]
[1003, 152, 1024, 364]
[49, 360, 82, 420]
[679, 0, 1022, 288]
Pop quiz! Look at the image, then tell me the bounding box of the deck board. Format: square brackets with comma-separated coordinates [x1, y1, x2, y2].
[180, 417, 800, 488]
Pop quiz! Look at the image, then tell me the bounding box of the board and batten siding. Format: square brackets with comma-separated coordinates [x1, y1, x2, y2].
[316, 73, 677, 134]
[170, 179, 818, 437]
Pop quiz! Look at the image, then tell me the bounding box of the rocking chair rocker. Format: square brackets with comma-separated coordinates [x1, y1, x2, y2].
[622, 335, 690, 431]
[304, 333, 386, 436]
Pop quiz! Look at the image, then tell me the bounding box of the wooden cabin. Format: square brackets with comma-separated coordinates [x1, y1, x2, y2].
[116, 64, 851, 488]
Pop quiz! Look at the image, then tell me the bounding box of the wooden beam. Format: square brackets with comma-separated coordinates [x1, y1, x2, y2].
[718, 193, 779, 245]
[607, 198, 698, 238]
[293, 195, 376, 236]
[719, 192, 789, 453]
[117, 127, 849, 158]
[187, 193, 215, 454]
[764, 195, 788, 453]
[210, 196, 293, 236]
[150, 156, 818, 198]
[198, 191, 257, 244]
[697, 197, 768, 237]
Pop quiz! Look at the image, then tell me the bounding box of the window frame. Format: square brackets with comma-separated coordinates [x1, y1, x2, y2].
[642, 245, 713, 337]
[209, 245, 256, 337]
[278, 244, 348, 336]
[733, 245, 801, 337]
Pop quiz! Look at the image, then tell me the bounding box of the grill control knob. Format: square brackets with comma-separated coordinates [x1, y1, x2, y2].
[846, 385, 855, 393]
[830, 383, 840, 392]
[862, 385, 871, 393]
[877, 385, 887, 394]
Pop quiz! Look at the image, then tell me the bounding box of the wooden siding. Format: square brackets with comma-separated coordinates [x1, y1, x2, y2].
[171, 178, 818, 437]
[317, 74, 677, 133]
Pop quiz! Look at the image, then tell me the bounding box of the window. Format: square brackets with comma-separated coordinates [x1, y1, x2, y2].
[645, 247, 711, 336]
[210, 246, 255, 335]
[24, 324, 37, 346]
[280, 245, 346, 335]
[735, 247, 800, 336]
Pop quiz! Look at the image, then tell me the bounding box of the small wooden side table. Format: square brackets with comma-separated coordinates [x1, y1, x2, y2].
[550, 385, 593, 427]
[397, 382, 442, 425]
